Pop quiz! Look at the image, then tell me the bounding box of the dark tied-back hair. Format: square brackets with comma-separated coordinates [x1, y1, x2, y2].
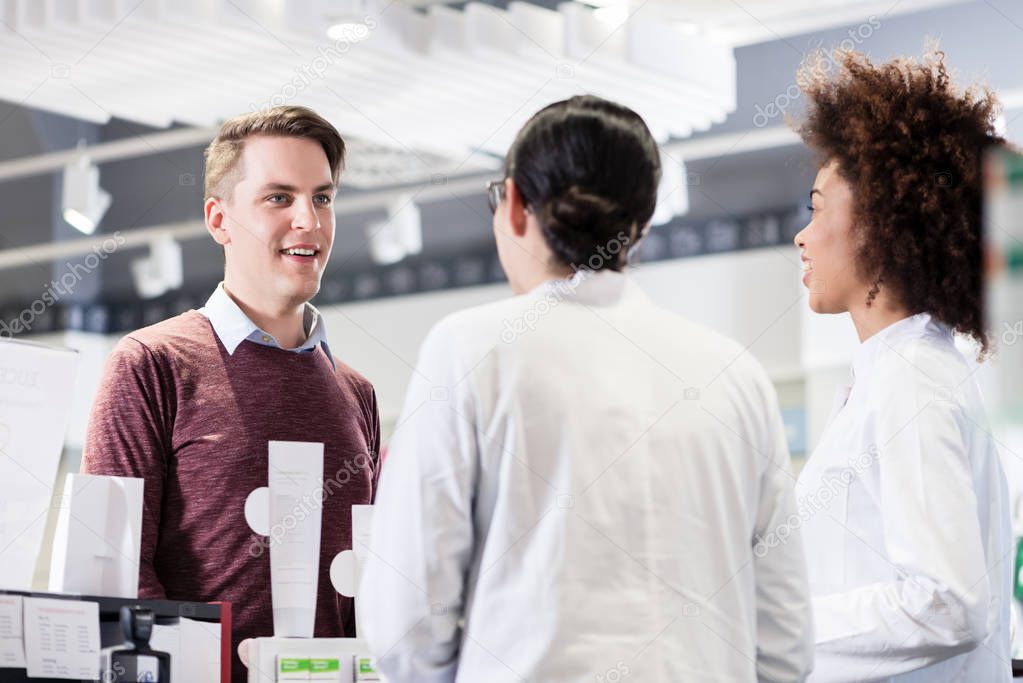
[795, 48, 1004, 356]
[506, 95, 662, 272]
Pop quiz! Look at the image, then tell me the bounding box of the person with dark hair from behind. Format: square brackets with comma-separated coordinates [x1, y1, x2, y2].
[83, 106, 381, 683]
[357, 95, 813, 682]
[791, 48, 1011, 682]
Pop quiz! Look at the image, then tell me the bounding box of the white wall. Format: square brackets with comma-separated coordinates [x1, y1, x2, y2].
[38, 246, 1009, 536]
[41, 246, 812, 447]
[799, 292, 859, 448]
[324, 247, 807, 426]
[320, 283, 511, 423]
[23, 248, 823, 588]
[632, 246, 805, 381]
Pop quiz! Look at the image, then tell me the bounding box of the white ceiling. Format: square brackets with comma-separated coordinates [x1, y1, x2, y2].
[0, 0, 970, 189]
[0, 0, 737, 187]
[643, 0, 972, 45]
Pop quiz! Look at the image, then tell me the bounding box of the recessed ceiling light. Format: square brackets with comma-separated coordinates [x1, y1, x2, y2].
[327, 22, 371, 43]
[576, 0, 630, 26]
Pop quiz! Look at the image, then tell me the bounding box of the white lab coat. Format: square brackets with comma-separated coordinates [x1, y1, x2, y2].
[358, 270, 814, 683]
[795, 313, 1012, 682]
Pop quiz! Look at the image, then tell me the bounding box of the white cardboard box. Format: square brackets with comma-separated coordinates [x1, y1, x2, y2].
[48, 473, 144, 598]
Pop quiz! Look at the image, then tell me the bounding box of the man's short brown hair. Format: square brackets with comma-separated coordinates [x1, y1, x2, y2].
[203, 106, 346, 201]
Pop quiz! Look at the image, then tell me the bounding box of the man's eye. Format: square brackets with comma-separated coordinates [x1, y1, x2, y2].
[314, 194, 332, 206]
[268, 194, 289, 203]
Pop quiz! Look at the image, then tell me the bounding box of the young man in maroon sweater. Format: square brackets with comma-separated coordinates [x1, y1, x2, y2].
[82, 106, 380, 682]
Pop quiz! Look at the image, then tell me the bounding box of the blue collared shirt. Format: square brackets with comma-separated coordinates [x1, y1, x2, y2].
[198, 283, 336, 370]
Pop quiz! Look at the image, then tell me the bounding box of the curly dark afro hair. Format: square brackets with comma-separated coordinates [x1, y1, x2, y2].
[794, 48, 1003, 356]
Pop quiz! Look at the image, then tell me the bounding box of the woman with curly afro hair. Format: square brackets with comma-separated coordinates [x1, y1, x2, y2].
[790, 48, 1012, 682]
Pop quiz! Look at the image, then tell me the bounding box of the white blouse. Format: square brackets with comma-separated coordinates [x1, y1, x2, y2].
[795, 313, 1012, 682]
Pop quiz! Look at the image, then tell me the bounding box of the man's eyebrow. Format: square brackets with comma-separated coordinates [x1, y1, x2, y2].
[257, 182, 336, 193]
[810, 189, 823, 198]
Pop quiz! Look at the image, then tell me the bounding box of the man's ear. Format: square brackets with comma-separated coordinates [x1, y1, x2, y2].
[505, 178, 529, 238]
[205, 197, 230, 246]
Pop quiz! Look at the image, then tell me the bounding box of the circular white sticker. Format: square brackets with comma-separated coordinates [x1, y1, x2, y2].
[244, 487, 270, 536]
[330, 550, 358, 597]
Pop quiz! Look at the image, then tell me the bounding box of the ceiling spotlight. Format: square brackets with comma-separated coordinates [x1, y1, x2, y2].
[577, 0, 630, 25]
[326, 0, 373, 43]
[651, 151, 690, 227]
[62, 147, 111, 235]
[327, 22, 371, 42]
[366, 197, 423, 266]
[131, 234, 183, 299]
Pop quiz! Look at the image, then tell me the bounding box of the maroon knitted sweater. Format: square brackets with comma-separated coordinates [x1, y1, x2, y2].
[82, 311, 380, 682]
